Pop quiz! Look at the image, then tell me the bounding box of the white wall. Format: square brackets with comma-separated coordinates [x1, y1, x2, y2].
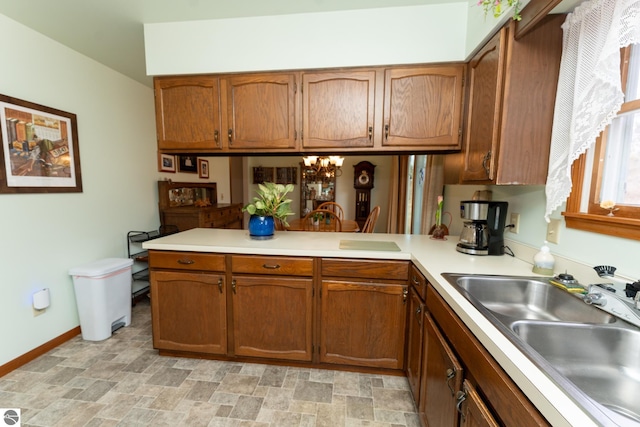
[144, 4, 469, 76]
[444, 184, 640, 282]
[0, 14, 160, 366]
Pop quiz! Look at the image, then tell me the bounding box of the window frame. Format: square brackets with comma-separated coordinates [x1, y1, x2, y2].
[563, 45, 640, 241]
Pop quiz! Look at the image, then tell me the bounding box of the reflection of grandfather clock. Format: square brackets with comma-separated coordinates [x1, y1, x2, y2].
[354, 161, 376, 229]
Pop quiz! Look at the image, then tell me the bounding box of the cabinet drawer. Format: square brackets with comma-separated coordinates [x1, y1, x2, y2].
[321, 258, 409, 281]
[410, 264, 427, 301]
[149, 250, 225, 271]
[232, 255, 313, 276]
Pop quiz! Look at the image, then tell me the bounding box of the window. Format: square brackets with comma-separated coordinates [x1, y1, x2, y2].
[564, 44, 640, 240]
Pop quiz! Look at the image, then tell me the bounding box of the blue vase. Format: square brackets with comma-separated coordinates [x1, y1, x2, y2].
[248, 215, 275, 240]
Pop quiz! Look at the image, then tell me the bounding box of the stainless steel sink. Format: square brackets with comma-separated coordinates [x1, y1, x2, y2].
[441, 273, 639, 426]
[444, 273, 616, 324]
[512, 321, 640, 423]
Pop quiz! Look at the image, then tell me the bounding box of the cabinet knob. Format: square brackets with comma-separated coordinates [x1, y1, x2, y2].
[232, 279, 236, 294]
[217, 277, 223, 293]
[402, 287, 408, 303]
[214, 130, 219, 145]
[228, 128, 233, 144]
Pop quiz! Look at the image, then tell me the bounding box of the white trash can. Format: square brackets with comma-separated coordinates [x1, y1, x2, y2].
[69, 258, 133, 341]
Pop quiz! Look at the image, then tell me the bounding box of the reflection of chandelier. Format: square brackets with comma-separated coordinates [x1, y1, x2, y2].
[302, 156, 344, 178]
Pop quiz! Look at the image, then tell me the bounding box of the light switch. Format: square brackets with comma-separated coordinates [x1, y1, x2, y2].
[546, 219, 561, 244]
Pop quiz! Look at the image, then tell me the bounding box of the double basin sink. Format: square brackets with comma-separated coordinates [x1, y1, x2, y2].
[442, 273, 640, 426]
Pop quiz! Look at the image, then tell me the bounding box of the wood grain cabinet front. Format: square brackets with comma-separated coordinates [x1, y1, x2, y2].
[154, 76, 222, 151]
[220, 72, 298, 151]
[382, 65, 464, 150]
[150, 270, 227, 354]
[301, 70, 376, 149]
[458, 15, 564, 185]
[230, 255, 314, 361]
[319, 258, 409, 369]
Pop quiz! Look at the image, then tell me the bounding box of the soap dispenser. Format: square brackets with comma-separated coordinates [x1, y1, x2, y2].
[533, 242, 555, 276]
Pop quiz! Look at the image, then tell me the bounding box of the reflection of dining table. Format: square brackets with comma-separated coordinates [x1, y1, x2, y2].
[286, 218, 360, 232]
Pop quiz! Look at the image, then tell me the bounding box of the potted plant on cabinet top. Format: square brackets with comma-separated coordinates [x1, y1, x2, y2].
[243, 182, 295, 239]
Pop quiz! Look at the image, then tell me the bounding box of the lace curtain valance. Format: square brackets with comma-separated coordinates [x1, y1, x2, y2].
[544, 0, 640, 221]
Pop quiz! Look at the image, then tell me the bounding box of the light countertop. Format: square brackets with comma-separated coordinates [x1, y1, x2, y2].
[144, 228, 603, 427]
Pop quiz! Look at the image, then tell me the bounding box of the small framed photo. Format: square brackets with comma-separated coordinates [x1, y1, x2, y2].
[198, 158, 209, 179]
[178, 155, 197, 173]
[158, 153, 176, 173]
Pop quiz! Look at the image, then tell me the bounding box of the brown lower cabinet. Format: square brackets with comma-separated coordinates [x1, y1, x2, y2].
[149, 252, 227, 354]
[230, 275, 313, 361]
[424, 284, 550, 427]
[148, 250, 550, 426]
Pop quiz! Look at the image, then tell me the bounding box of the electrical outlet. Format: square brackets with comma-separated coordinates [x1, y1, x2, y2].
[509, 213, 520, 234]
[546, 219, 561, 244]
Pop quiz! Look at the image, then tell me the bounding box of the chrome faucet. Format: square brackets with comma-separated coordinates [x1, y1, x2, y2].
[583, 292, 607, 307]
[583, 284, 640, 328]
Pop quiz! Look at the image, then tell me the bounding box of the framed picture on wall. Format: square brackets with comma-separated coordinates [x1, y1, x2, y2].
[158, 153, 176, 173]
[0, 94, 83, 193]
[178, 155, 198, 173]
[198, 158, 209, 179]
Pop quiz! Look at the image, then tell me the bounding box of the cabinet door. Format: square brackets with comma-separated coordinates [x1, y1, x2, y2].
[302, 71, 376, 148]
[150, 270, 226, 354]
[458, 380, 500, 427]
[320, 280, 407, 369]
[460, 29, 506, 182]
[406, 286, 425, 402]
[231, 275, 313, 361]
[221, 73, 297, 150]
[419, 312, 463, 427]
[382, 65, 464, 149]
[154, 76, 222, 151]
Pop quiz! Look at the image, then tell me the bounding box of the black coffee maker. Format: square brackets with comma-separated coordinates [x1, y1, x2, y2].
[456, 201, 509, 256]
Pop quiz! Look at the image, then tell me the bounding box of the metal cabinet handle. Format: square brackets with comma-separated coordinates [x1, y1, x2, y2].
[384, 124, 389, 140]
[403, 288, 408, 304]
[232, 279, 236, 294]
[262, 264, 281, 270]
[482, 150, 492, 178]
[446, 368, 457, 396]
[177, 258, 194, 265]
[411, 275, 420, 285]
[414, 306, 422, 323]
[214, 129, 219, 145]
[368, 126, 373, 140]
[228, 128, 233, 144]
[456, 390, 467, 418]
[217, 277, 223, 293]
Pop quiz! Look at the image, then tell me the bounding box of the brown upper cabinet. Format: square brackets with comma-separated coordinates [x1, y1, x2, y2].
[302, 70, 376, 149]
[154, 76, 222, 151]
[383, 65, 464, 149]
[153, 63, 464, 154]
[220, 73, 298, 151]
[458, 15, 564, 185]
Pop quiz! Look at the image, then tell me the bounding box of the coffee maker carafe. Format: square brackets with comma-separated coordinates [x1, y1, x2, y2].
[456, 201, 508, 255]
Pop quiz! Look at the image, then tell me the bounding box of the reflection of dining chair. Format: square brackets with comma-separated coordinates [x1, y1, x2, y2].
[316, 202, 345, 220]
[302, 209, 342, 231]
[274, 218, 287, 231]
[361, 206, 381, 233]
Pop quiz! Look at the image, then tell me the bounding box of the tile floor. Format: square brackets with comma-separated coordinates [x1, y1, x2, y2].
[0, 298, 419, 426]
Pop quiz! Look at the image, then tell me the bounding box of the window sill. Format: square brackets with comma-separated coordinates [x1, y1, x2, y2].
[563, 212, 640, 241]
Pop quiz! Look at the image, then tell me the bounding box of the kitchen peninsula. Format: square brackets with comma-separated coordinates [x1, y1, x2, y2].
[143, 228, 600, 427]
